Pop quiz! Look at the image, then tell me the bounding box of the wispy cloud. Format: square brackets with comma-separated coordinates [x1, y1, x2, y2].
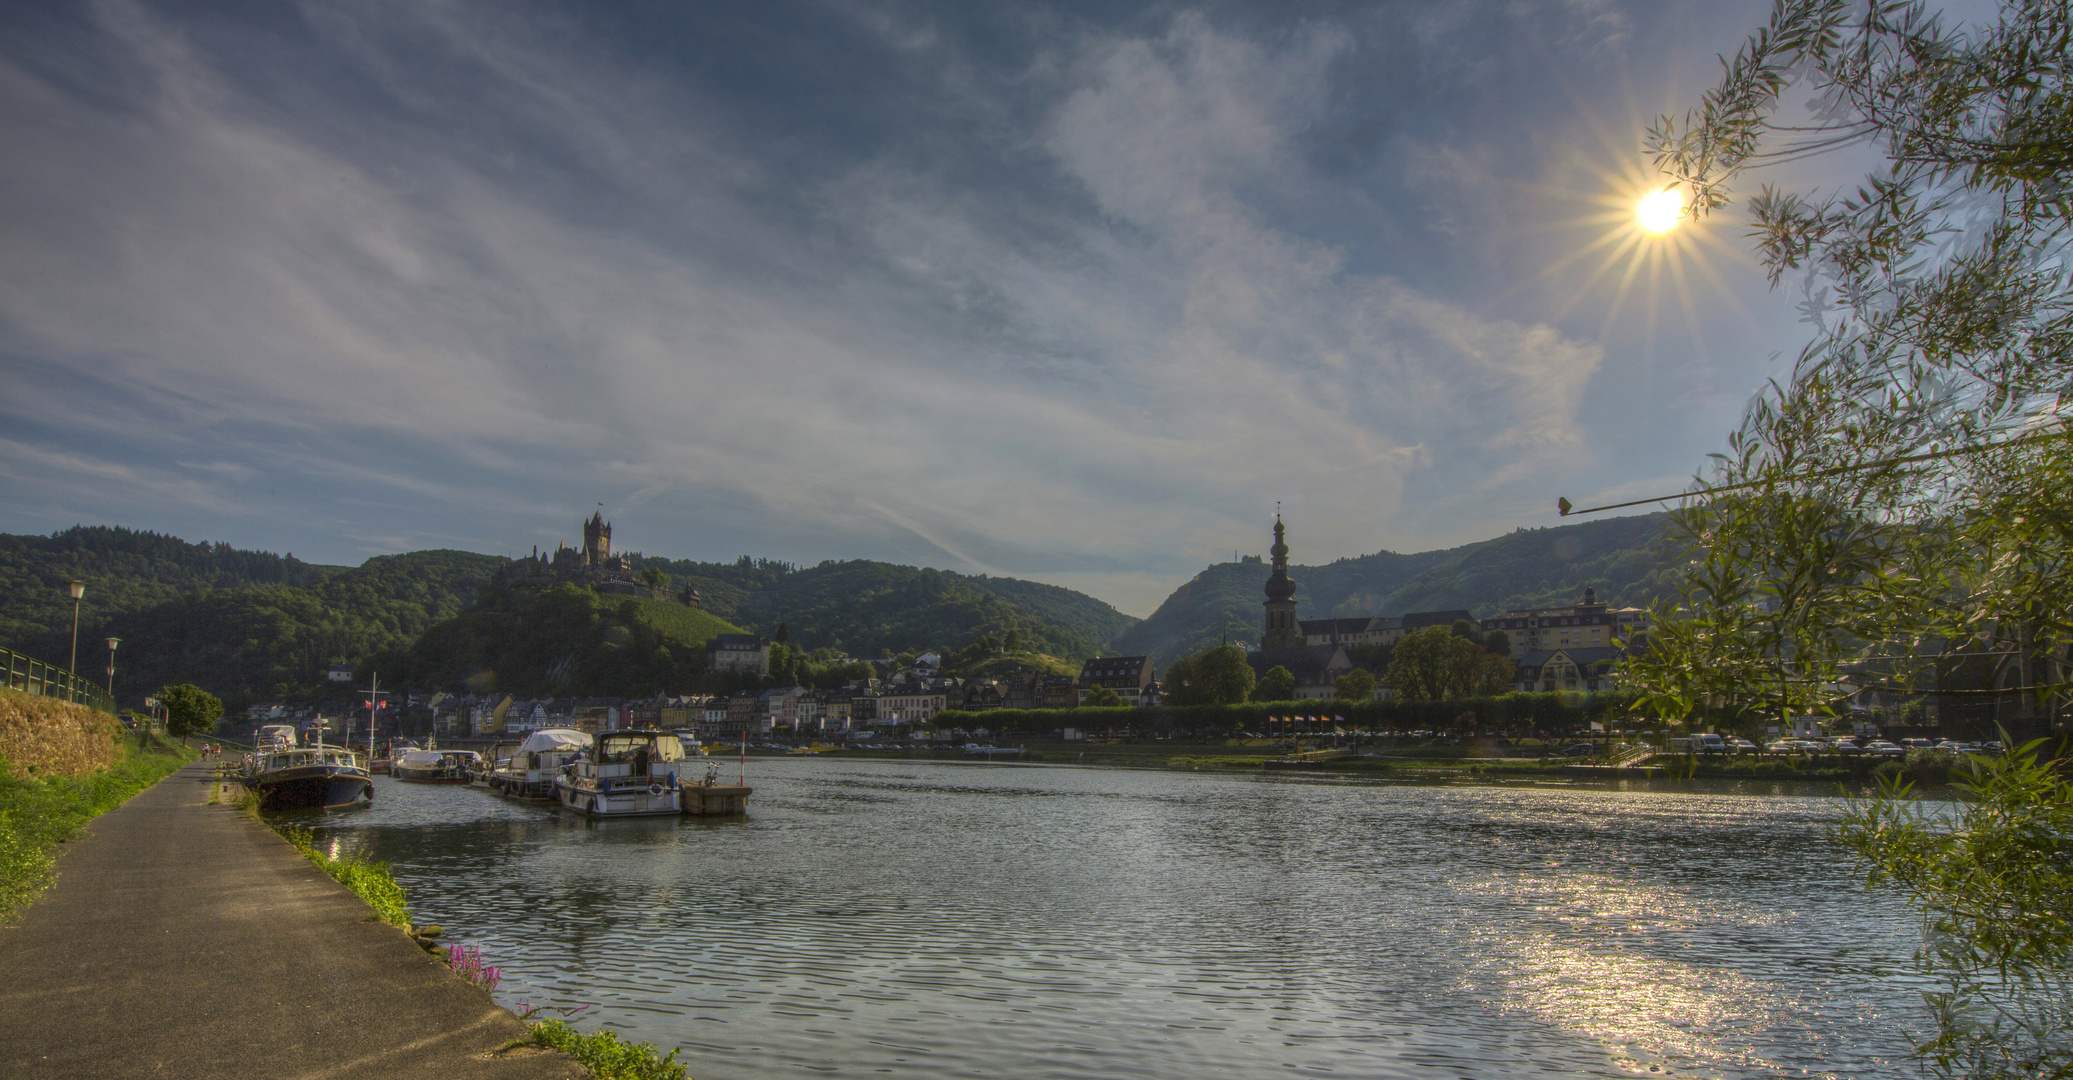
[0, 0, 1792, 615]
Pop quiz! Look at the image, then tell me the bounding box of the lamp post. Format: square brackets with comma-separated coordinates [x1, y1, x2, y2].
[65, 580, 86, 675]
[105, 637, 121, 698]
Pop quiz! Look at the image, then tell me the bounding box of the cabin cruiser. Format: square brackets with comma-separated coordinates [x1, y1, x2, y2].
[491, 728, 592, 803]
[392, 748, 483, 783]
[245, 744, 373, 811]
[555, 731, 689, 817]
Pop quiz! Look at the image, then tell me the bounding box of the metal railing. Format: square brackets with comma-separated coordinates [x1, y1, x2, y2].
[2, 643, 119, 715]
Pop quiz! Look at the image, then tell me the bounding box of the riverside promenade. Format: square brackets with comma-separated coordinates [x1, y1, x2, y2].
[0, 761, 586, 1080]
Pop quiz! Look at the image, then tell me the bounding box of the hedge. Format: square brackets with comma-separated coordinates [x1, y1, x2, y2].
[935, 691, 1644, 735]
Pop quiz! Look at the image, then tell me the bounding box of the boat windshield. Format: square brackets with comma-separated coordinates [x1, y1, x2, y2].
[596, 734, 684, 763]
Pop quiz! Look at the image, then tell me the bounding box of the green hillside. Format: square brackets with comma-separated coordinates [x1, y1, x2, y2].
[0, 525, 1139, 709]
[623, 556, 1137, 659]
[383, 582, 748, 698]
[943, 650, 1081, 680]
[1110, 513, 1683, 665]
[0, 528, 503, 708]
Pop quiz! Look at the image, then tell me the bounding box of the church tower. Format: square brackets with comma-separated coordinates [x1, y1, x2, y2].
[583, 510, 611, 568]
[1262, 513, 1299, 650]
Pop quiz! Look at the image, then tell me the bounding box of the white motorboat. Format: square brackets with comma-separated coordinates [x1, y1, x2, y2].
[555, 731, 688, 817]
[392, 748, 482, 783]
[491, 728, 593, 803]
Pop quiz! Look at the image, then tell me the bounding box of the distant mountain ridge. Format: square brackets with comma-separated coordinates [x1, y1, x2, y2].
[1110, 513, 1682, 665]
[0, 526, 1138, 708]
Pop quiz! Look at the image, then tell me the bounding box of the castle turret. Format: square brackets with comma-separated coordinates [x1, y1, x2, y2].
[1262, 514, 1299, 650]
[583, 510, 611, 567]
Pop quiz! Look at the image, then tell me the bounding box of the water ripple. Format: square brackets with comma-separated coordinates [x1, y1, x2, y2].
[312, 763, 1926, 1080]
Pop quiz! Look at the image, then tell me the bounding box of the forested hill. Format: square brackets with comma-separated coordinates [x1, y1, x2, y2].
[0, 526, 1138, 709]
[622, 555, 1137, 660]
[0, 527, 504, 706]
[1109, 513, 1683, 665]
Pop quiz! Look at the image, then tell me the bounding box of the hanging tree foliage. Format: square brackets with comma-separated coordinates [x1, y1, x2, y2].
[1626, 0, 2073, 726]
[1632, 3, 2073, 1076]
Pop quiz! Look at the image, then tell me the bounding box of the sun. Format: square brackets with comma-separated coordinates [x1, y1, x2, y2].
[1637, 188, 1683, 233]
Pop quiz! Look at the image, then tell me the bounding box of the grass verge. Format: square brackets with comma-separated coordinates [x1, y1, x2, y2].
[0, 731, 193, 919]
[271, 822, 412, 929]
[526, 1019, 688, 1080]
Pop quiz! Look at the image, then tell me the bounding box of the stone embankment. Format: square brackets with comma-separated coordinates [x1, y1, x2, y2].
[0, 761, 587, 1080]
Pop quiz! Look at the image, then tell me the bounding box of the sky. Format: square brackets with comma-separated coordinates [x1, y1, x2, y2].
[1, 0, 1854, 616]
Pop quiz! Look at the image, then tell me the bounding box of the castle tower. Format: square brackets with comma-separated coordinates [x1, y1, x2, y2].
[1262, 513, 1299, 650]
[583, 510, 611, 568]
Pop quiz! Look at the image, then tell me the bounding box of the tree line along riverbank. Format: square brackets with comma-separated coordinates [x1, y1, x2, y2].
[806, 736, 1966, 785]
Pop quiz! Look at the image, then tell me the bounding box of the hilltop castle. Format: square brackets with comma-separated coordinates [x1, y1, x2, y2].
[497, 510, 701, 607]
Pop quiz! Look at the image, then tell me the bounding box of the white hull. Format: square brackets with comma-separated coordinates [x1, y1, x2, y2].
[555, 775, 680, 817]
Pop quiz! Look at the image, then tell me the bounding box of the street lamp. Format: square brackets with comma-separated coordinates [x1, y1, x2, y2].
[105, 637, 121, 698]
[65, 580, 86, 675]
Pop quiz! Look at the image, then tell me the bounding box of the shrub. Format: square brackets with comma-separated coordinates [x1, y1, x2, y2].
[528, 1020, 687, 1080]
[274, 824, 411, 928]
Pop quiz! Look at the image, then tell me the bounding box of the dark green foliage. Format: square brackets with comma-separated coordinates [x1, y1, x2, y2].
[157, 684, 222, 738]
[1164, 645, 1255, 706]
[1250, 665, 1296, 702]
[1112, 513, 1682, 664]
[1482, 630, 1511, 656]
[1081, 685, 1124, 708]
[1839, 738, 2073, 1078]
[528, 1020, 686, 1080]
[627, 556, 1135, 659]
[0, 528, 503, 711]
[1334, 669, 1377, 701]
[387, 584, 745, 698]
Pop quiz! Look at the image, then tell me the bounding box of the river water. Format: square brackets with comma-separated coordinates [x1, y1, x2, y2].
[307, 760, 1927, 1079]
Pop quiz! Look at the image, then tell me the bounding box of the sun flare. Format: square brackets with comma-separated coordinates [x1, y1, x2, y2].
[1637, 188, 1683, 233]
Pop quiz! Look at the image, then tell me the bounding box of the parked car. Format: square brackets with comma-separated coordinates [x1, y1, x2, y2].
[1560, 744, 1596, 757]
[1730, 738, 1758, 753]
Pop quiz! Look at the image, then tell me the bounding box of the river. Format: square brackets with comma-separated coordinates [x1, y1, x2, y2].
[307, 759, 1926, 1079]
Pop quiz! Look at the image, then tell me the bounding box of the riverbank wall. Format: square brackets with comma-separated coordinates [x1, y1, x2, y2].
[0, 686, 123, 777]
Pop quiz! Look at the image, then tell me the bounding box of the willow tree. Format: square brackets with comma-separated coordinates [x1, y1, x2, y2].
[1630, 3, 2073, 1074]
[1627, 0, 2073, 729]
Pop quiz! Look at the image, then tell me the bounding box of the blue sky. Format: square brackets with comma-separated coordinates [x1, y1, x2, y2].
[1, 0, 1845, 615]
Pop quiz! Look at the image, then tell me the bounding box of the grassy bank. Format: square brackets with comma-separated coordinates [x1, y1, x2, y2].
[0, 726, 192, 918]
[270, 821, 412, 928]
[261, 811, 688, 1079]
[524, 1019, 688, 1080]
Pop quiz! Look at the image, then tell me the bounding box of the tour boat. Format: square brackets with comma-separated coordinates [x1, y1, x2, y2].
[490, 728, 592, 803]
[555, 731, 689, 817]
[245, 744, 373, 811]
[392, 748, 482, 783]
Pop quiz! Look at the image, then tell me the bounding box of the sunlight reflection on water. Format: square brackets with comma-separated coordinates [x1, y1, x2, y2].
[312, 762, 1924, 1079]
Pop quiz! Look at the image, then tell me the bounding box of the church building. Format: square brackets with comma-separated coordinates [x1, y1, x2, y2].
[1245, 514, 1356, 700]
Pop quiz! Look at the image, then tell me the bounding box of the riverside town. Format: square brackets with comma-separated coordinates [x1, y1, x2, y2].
[3, 3, 2069, 1079]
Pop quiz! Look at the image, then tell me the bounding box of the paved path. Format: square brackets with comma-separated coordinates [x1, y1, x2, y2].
[0, 761, 587, 1080]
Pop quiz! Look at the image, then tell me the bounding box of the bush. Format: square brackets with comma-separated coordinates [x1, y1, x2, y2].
[528, 1020, 687, 1080]
[274, 824, 410, 928]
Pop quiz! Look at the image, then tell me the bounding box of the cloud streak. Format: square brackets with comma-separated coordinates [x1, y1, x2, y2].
[0, 0, 1790, 615]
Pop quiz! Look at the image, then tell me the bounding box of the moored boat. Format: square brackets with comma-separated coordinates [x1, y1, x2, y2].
[491, 728, 592, 803]
[555, 731, 688, 817]
[392, 748, 482, 783]
[245, 745, 373, 811]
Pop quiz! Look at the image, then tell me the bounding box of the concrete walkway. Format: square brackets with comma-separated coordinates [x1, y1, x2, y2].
[0, 761, 587, 1080]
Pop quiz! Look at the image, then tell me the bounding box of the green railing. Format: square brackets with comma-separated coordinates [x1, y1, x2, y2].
[2, 643, 119, 715]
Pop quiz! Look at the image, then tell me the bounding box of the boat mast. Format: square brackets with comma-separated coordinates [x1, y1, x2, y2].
[367, 672, 380, 766]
